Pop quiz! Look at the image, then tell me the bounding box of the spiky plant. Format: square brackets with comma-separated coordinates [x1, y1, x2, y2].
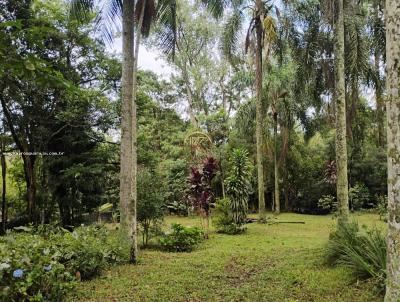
[326, 221, 386, 290]
[225, 149, 253, 225]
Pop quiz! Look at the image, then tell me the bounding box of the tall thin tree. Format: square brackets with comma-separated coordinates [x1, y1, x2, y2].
[70, 0, 177, 263]
[384, 0, 400, 300]
[334, 0, 349, 225]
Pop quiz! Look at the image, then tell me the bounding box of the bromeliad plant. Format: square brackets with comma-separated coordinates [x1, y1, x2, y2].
[186, 156, 218, 238]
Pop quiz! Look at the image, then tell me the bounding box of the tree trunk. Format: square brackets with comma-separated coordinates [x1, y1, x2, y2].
[274, 113, 280, 214]
[219, 153, 226, 199]
[1, 148, 6, 235]
[120, 0, 137, 264]
[182, 64, 199, 128]
[128, 0, 146, 264]
[334, 0, 349, 225]
[284, 170, 289, 211]
[374, 2, 385, 148]
[384, 1, 400, 301]
[22, 155, 36, 223]
[255, 0, 266, 221]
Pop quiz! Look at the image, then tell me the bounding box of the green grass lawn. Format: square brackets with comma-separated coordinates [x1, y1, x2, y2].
[69, 213, 385, 302]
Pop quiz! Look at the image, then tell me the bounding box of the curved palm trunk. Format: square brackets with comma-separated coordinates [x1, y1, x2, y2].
[120, 0, 137, 264]
[334, 0, 349, 225]
[255, 0, 265, 221]
[384, 1, 400, 300]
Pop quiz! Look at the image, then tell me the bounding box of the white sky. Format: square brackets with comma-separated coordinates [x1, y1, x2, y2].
[108, 37, 173, 77]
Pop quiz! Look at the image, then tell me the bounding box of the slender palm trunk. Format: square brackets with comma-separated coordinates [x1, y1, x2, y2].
[23, 155, 36, 223]
[374, 3, 385, 148]
[182, 66, 199, 128]
[120, 0, 137, 263]
[274, 114, 280, 214]
[129, 0, 146, 263]
[384, 1, 400, 300]
[376, 52, 384, 148]
[1, 147, 6, 235]
[255, 0, 265, 220]
[334, 0, 349, 225]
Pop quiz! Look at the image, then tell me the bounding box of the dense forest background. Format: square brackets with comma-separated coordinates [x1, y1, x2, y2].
[0, 0, 388, 228]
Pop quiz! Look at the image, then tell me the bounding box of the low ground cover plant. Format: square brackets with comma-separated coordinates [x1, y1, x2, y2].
[0, 225, 129, 301]
[159, 223, 203, 252]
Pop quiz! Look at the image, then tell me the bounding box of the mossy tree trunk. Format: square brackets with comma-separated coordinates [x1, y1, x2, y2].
[120, 0, 139, 264]
[255, 0, 266, 221]
[385, 1, 400, 300]
[334, 0, 349, 225]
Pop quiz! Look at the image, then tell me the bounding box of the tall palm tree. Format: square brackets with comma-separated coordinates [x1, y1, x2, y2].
[385, 1, 400, 300]
[70, 0, 177, 263]
[369, 0, 385, 147]
[333, 0, 349, 225]
[204, 0, 276, 221]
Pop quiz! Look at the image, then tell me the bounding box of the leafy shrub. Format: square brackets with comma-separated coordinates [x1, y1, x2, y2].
[349, 183, 370, 211]
[317, 195, 337, 213]
[0, 224, 129, 301]
[186, 156, 218, 237]
[325, 221, 386, 291]
[214, 198, 245, 235]
[0, 233, 74, 301]
[137, 169, 165, 246]
[376, 195, 387, 221]
[159, 223, 203, 252]
[166, 200, 188, 216]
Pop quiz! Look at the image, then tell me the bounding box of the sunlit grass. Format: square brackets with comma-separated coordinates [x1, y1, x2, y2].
[69, 213, 385, 302]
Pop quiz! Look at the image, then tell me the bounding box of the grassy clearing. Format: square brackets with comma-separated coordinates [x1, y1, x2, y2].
[69, 213, 385, 302]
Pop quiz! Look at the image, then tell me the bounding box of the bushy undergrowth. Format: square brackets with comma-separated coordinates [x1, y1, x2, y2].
[325, 221, 386, 291]
[159, 223, 203, 252]
[214, 198, 246, 235]
[0, 225, 129, 301]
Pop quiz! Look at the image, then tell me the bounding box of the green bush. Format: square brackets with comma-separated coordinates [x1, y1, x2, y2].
[0, 224, 129, 301]
[137, 169, 165, 246]
[325, 221, 386, 291]
[159, 223, 203, 252]
[349, 183, 371, 211]
[0, 233, 75, 301]
[214, 198, 246, 235]
[317, 195, 337, 213]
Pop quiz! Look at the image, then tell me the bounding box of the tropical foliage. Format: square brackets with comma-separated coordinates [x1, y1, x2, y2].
[225, 149, 253, 225]
[1, 0, 400, 300]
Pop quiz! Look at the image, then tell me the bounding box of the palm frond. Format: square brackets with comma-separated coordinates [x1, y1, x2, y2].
[200, 0, 227, 19]
[220, 10, 243, 65]
[69, 0, 122, 43]
[156, 0, 177, 57]
[69, 0, 95, 21]
[245, 18, 255, 54]
[236, 99, 256, 136]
